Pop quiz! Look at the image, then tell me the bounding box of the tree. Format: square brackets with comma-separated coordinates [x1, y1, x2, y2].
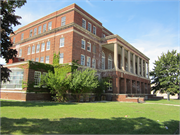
[1, 0, 26, 82]
[70, 69, 99, 102]
[150, 50, 180, 99]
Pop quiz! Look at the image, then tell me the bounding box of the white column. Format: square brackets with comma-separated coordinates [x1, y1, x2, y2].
[121, 47, 124, 70]
[141, 59, 143, 76]
[133, 54, 135, 74]
[148, 63, 150, 79]
[137, 57, 140, 75]
[128, 50, 130, 72]
[114, 43, 118, 70]
[145, 62, 147, 78]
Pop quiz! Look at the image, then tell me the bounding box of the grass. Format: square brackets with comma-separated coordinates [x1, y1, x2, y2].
[1, 100, 179, 134]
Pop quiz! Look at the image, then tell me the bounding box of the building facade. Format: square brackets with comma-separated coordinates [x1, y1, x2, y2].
[1, 3, 159, 102]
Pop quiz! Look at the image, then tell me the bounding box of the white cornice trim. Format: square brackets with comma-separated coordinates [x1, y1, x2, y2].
[4, 61, 28, 67]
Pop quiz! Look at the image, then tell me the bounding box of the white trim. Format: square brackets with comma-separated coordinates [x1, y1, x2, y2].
[87, 56, 91, 67]
[87, 42, 91, 52]
[0, 90, 25, 93]
[81, 39, 86, 50]
[4, 61, 28, 67]
[60, 37, 65, 48]
[93, 26, 96, 35]
[88, 22, 91, 32]
[81, 54, 85, 66]
[82, 18, 86, 29]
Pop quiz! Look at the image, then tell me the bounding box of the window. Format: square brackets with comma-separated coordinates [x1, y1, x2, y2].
[45, 56, 49, 63]
[48, 22, 52, 30]
[43, 24, 46, 32]
[87, 42, 91, 52]
[36, 44, 40, 53]
[59, 53, 64, 64]
[34, 28, 37, 36]
[1, 68, 24, 89]
[40, 57, 44, 63]
[108, 55, 112, 69]
[82, 19, 86, 29]
[93, 26, 96, 35]
[19, 49, 22, 57]
[32, 45, 35, 54]
[34, 71, 41, 86]
[81, 54, 85, 66]
[35, 58, 39, 62]
[93, 45, 96, 53]
[108, 80, 112, 91]
[81, 39, 85, 49]
[27, 46, 31, 55]
[31, 59, 34, 61]
[60, 37, 64, 47]
[38, 26, 41, 34]
[21, 33, 24, 40]
[61, 16, 66, 26]
[88, 22, 91, 32]
[41, 43, 45, 52]
[13, 37, 15, 43]
[92, 58, 96, 68]
[87, 56, 91, 67]
[29, 29, 33, 37]
[46, 41, 50, 50]
[102, 51, 105, 70]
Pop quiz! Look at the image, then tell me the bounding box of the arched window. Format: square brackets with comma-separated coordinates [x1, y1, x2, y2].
[108, 54, 112, 69]
[102, 51, 105, 70]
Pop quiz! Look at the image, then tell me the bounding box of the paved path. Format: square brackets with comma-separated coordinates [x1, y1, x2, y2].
[143, 102, 180, 107]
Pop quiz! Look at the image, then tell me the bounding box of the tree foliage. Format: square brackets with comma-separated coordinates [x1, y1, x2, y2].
[1, 0, 26, 82]
[150, 50, 180, 95]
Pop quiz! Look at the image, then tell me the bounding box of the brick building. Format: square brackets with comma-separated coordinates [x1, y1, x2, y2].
[1, 3, 161, 102]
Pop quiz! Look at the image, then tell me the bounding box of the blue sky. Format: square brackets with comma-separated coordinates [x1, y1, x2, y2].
[1, 0, 179, 71]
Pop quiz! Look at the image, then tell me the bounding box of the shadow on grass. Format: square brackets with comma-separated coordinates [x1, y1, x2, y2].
[1, 117, 179, 134]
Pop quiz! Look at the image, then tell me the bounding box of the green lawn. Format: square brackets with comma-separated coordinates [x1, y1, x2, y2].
[1, 100, 179, 134]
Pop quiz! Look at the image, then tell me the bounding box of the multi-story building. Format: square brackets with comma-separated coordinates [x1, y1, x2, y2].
[1, 3, 161, 102]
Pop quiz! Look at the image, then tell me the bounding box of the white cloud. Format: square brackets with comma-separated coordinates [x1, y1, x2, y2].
[85, 0, 95, 7]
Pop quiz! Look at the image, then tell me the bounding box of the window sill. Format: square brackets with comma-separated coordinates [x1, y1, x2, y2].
[87, 50, 91, 52]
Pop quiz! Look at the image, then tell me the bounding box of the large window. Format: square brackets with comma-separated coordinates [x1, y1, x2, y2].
[87, 42, 91, 52]
[32, 45, 35, 54]
[40, 57, 44, 63]
[48, 22, 52, 30]
[108, 54, 112, 69]
[41, 43, 45, 52]
[61, 16, 66, 26]
[81, 39, 85, 49]
[29, 29, 33, 37]
[81, 54, 85, 66]
[82, 19, 86, 29]
[60, 37, 64, 47]
[19, 49, 22, 57]
[27, 46, 31, 55]
[92, 58, 96, 68]
[46, 41, 50, 50]
[59, 53, 64, 64]
[1, 68, 24, 89]
[34, 71, 41, 86]
[34, 28, 37, 36]
[38, 26, 41, 34]
[88, 22, 91, 32]
[93, 26, 96, 35]
[36, 44, 40, 53]
[87, 56, 91, 67]
[21, 33, 24, 40]
[102, 51, 105, 70]
[43, 24, 46, 32]
[35, 58, 39, 62]
[45, 56, 49, 63]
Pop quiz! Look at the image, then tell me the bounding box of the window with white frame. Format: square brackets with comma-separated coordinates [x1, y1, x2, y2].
[1, 68, 24, 89]
[92, 58, 96, 68]
[108, 54, 112, 69]
[31, 58, 34, 61]
[34, 71, 41, 86]
[61, 16, 66, 26]
[93, 45, 96, 53]
[93, 26, 96, 35]
[40, 57, 44, 63]
[82, 19, 86, 29]
[81, 39, 85, 49]
[48, 22, 52, 30]
[32, 45, 35, 54]
[43, 24, 46, 32]
[102, 51, 105, 70]
[27, 46, 31, 55]
[87, 42, 91, 52]
[13, 37, 15, 43]
[41, 43, 45, 52]
[46, 41, 50, 50]
[21, 33, 24, 40]
[38, 26, 41, 34]
[87, 56, 91, 67]
[19, 49, 22, 57]
[108, 80, 112, 91]
[81, 54, 85, 66]
[34, 28, 37, 36]
[36, 44, 40, 53]
[35, 58, 39, 62]
[29, 29, 33, 37]
[60, 37, 64, 47]
[88, 22, 91, 32]
[45, 56, 49, 63]
[59, 53, 64, 64]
